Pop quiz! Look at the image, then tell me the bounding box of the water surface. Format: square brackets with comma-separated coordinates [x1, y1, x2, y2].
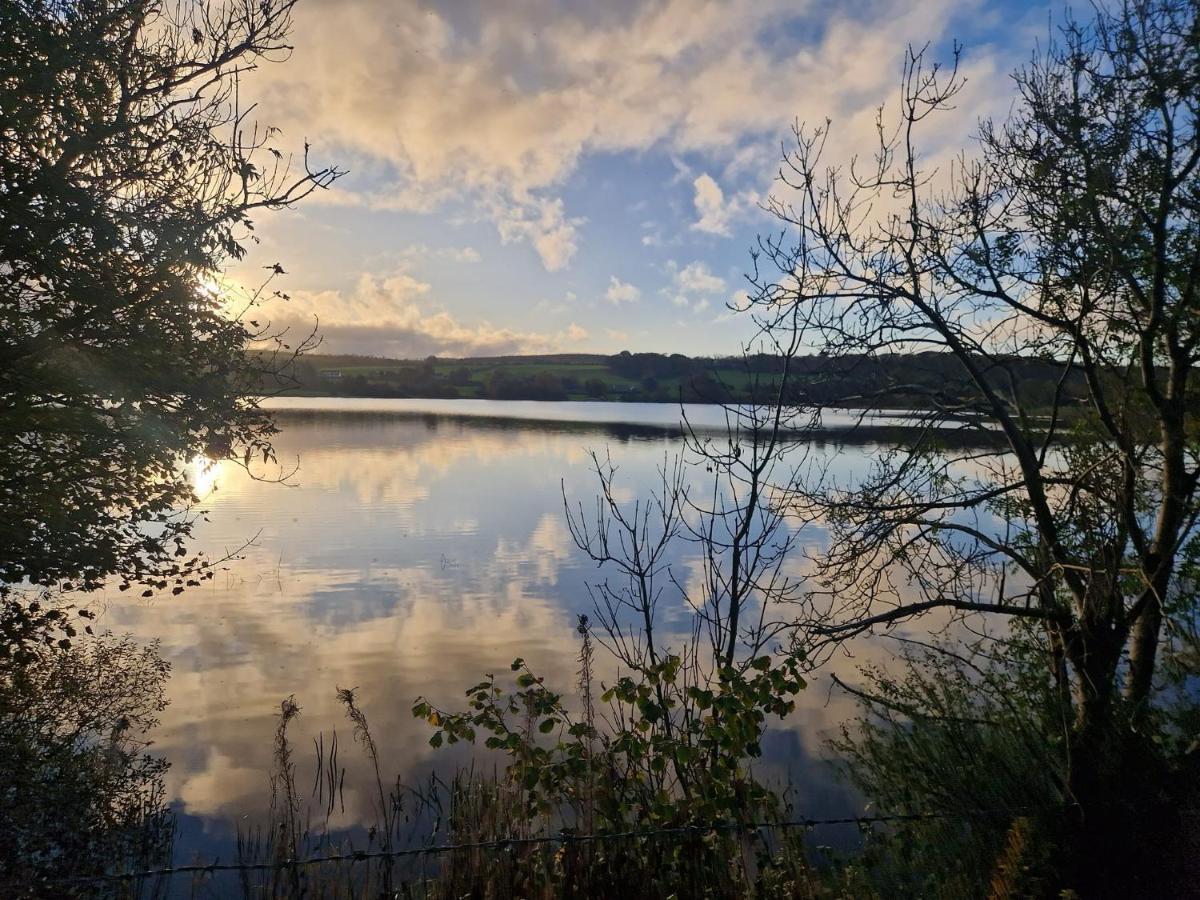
[104, 399, 930, 861]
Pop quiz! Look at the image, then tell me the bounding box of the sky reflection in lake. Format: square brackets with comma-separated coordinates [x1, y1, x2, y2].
[101, 399, 930, 860]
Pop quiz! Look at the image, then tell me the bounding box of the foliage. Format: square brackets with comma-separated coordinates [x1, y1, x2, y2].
[226, 679, 868, 900]
[407, 616, 821, 898]
[829, 636, 1069, 898]
[0, 630, 174, 897]
[484, 370, 570, 401]
[414, 642, 806, 830]
[0, 588, 98, 662]
[0, 0, 342, 614]
[830, 622, 1200, 898]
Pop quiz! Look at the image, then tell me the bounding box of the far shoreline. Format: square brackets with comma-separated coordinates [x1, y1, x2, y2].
[260, 395, 1005, 445]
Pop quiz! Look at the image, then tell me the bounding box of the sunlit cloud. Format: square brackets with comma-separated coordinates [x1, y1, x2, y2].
[666, 260, 727, 312]
[269, 271, 588, 357]
[605, 276, 641, 305]
[492, 195, 581, 271]
[691, 173, 734, 236]
[396, 243, 482, 265]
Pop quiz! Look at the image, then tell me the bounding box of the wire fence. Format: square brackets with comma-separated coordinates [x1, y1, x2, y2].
[53, 806, 1050, 887]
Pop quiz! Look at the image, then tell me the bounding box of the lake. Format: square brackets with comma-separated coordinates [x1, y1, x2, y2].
[101, 398, 949, 863]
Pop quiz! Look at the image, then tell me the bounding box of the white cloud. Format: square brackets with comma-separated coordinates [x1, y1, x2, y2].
[248, 0, 1008, 270]
[640, 220, 664, 247]
[395, 243, 482, 265]
[677, 261, 726, 295]
[493, 196, 581, 271]
[439, 245, 482, 264]
[605, 276, 642, 305]
[665, 260, 726, 312]
[691, 172, 762, 236]
[691, 173, 733, 235]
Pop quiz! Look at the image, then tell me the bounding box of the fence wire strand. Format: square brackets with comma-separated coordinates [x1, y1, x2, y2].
[54, 807, 1048, 885]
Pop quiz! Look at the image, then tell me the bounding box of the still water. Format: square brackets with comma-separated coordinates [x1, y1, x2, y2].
[101, 399, 924, 861]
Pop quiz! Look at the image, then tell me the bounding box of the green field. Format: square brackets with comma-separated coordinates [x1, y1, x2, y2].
[279, 352, 764, 403]
[266, 349, 1106, 412]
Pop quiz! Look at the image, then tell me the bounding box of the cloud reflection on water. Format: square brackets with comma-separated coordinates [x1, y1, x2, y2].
[100, 403, 919, 851]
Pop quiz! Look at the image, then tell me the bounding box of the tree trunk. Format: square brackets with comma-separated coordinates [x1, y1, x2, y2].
[1060, 619, 1125, 894]
[1125, 594, 1163, 711]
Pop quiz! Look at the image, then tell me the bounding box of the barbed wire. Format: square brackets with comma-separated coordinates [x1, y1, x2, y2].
[51, 806, 1049, 885]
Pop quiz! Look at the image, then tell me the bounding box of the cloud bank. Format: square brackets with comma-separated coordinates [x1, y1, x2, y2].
[270, 272, 587, 358]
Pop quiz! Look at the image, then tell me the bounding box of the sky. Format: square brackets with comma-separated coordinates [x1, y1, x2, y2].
[233, 0, 1052, 359]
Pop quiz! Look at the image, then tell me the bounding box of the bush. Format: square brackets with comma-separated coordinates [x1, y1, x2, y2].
[0, 631, 173, 896]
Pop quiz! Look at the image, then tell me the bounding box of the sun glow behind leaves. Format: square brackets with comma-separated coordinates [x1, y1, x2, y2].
[197, 273, 253, 322]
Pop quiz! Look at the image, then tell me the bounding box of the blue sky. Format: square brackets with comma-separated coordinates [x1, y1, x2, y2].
[234, 0, 1052, 358]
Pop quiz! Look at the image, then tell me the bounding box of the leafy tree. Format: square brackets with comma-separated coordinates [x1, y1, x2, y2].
[743, 0, 1198, 891]
[830, 624, 1199, 898]
[582, 377, 608, 398]
[0, 0, 342, 605]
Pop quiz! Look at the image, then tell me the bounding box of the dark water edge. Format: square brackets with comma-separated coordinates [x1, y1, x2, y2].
[267, 398, 1006, 448]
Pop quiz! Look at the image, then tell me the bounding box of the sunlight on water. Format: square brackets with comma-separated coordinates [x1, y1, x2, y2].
[186, 454, 223, 501]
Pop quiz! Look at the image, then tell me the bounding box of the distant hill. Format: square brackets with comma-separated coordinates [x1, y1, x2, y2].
[258, 350, 1095, 411]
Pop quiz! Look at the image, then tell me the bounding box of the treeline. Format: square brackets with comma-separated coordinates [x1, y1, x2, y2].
[261, 350, 1098, 410]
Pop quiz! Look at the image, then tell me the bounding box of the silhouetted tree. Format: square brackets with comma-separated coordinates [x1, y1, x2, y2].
[0, 1, 342, 619]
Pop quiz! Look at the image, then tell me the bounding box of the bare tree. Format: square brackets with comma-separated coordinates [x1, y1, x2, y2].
[561, 313, 816, 809]
[743, 0, 1198, 865]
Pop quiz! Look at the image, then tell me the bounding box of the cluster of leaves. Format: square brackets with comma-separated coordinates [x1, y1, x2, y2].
[831, 624, 1199, 898]
[414, 647, 806, 831]
[0, 588, 98, 663]
[831, 638, 1068, 885]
